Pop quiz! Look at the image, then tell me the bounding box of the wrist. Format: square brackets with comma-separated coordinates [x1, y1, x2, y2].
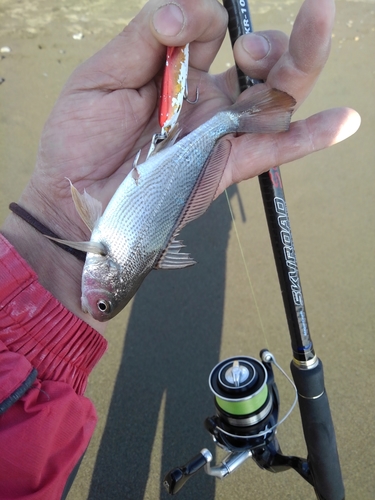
[1, 186, 106, 335]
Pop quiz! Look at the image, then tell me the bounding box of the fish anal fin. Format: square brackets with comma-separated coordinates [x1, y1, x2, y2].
[233, 88, 296, 134]
[155, 238, 196, 270]
[178, 138, 231, 231]
[67, 178, 103, 231]
[156, 139, 231, 271]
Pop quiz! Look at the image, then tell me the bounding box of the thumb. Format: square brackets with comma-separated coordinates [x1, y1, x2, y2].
[64, 0, 228, 93]
[151, 0, 228, 71]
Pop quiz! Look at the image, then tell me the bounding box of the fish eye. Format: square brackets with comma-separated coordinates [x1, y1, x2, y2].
[97, 299, 112, 314]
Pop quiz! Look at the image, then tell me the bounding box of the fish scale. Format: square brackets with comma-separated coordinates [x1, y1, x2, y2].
[97, 111, 236, 266]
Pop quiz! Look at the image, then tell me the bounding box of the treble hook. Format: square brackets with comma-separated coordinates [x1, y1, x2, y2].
[184, 80, 199, 104]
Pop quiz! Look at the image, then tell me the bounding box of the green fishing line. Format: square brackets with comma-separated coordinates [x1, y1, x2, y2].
[215, 384, 268, 416]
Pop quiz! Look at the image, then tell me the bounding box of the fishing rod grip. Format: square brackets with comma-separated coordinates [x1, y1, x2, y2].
[290, 360, 345, 500]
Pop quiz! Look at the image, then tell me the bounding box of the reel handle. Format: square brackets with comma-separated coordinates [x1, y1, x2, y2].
[163, 449, 212, 495]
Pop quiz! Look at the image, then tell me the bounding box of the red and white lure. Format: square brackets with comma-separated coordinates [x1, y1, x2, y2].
[147, 43, 197, 157]
[159, 44, 189, 135]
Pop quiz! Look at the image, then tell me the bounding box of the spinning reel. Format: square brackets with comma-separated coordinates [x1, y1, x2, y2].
[164, 351, 314, 495]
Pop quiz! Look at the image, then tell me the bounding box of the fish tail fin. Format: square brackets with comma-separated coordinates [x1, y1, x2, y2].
[232, 88, 296, 134]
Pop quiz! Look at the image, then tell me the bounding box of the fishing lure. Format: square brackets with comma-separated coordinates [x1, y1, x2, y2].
[148, 44, 197, 157]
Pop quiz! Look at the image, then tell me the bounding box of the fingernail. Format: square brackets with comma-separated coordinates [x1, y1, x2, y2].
[153, 3, 185, 37]
[242, 34, 270, 60]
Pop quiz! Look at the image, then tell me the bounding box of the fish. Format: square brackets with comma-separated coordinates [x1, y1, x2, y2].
[50, 88, 295, 321]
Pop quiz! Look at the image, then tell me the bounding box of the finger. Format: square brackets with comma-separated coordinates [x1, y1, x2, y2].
[234, 31, 289, 82]
[217, 107, 361, 194]
[267, 0, 335, 104]
[65, 0, 228, 93]
[219, 31, 289, 102]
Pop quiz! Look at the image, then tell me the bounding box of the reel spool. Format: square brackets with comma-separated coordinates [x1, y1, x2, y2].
[206, 355, 279, 449]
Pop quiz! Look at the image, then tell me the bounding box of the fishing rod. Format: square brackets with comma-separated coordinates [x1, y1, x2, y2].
[163, 1, 345, 499]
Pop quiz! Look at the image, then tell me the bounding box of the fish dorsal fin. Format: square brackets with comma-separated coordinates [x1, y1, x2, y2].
[44, 235, 107, 255]
[155, 238, 196, 270]
[67, 179, 103, 231]
[155, 139, 231, 271]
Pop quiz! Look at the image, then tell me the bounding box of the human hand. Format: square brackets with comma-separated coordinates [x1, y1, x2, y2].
[2, 0, 360, 332]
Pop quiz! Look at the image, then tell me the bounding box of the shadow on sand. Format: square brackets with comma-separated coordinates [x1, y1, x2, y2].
[88, 185, 244, 500]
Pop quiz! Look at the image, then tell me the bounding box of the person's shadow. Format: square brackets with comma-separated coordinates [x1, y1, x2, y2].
[88, 185, 245, 500]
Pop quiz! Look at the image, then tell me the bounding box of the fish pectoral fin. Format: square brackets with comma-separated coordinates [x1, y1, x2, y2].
[44, 235, 107, 256]
[155, 238, 196, 270]
[234, 88, 296, 133]
[66, 178, 103, 231]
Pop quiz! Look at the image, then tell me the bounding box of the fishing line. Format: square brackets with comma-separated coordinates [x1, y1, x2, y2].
[224, 189, 269, 350]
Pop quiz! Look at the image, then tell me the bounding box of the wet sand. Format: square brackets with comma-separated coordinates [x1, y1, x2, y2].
[1, 1, 374, 499]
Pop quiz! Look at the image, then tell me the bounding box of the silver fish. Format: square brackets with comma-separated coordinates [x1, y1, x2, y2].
[52, 88, 295, 321]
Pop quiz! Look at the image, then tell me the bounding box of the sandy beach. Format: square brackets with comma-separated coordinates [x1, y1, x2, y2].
[1, 0, 374, 499]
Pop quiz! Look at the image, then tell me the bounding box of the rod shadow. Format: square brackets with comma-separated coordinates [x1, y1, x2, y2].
[88, 185, 243, 500]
